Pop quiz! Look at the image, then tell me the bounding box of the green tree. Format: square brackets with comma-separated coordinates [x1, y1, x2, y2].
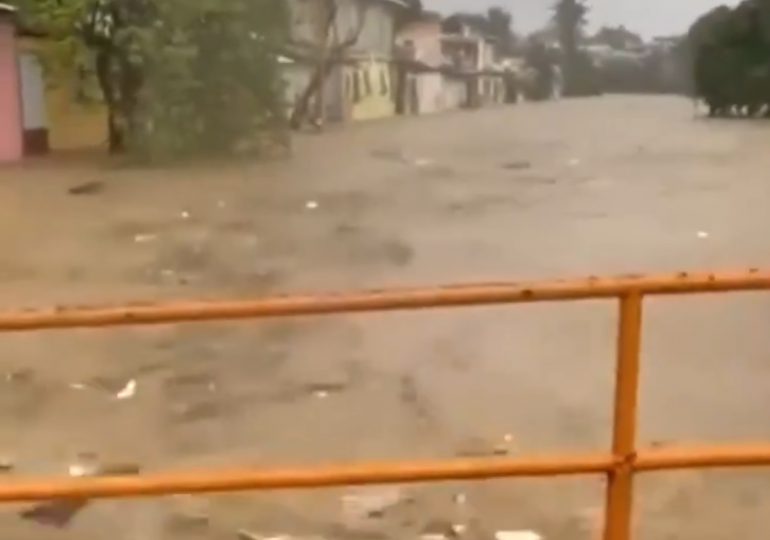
[10, 0, 289, 159]
[592, 25, 643, 50]
[688, 0, 770, 116]
[81, 0, 289, 158]
[553, 0, 598, 96]
[6, 0, 89, 80]
[486, 6, 517, 56]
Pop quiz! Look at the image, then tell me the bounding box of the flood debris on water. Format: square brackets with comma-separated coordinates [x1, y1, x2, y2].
[23, 450, 138, 526]
[68, 452, 141, 478]
[68, 452, 100, 477]
[420, 519, 468, 540]
[20, 499, 90, 528]
[115, 379, 137, 400]
[340, 486, 412, 531]
[68, 181, 104, 196]
[166, 495, 210, 533]
[0, 456, 14, 472]
[455, 433, 515, 458]
[4, 369, 34, 384]
[134, 233, 157, 244]
[501, 160, 531, 170]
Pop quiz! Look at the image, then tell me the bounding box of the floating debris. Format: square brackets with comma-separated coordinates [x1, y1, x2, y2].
[305, 382, 347, 399]
[115, 379, 137, 400]
[0, 456, 13, 472]
[421, 519, 462, 540]
[341, 486, 407, 527]
[237, 530, 263, 540]
[567, 158, 581, 167]
[69, 382, 87, 391]
[501, 160, 531, 170]
[697, 231, 709, 239]
[68, 181, 104, 196]
[68, 452, 99, 478]
[305, 200, 319, 210]
[180, 210, 191, 220]
[134, 233, 157, 244]
[166, 495, 210, 532]
[99, 462, 141, 476]
[20, 499, 89, 528]
[5, 369, 34, 383]
[456, 434, 514, 458]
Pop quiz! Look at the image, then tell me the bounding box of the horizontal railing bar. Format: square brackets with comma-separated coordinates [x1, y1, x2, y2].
[0, 455, 613, 502]
[4, 443, 770, 503]
[0, 270, 768, 331]
[635, 444, 770, 471]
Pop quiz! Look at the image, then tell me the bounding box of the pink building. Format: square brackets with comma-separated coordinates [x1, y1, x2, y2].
[0, 3, 22, 162]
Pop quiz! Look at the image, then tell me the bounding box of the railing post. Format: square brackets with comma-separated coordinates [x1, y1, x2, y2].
[603, 292, 643, 540]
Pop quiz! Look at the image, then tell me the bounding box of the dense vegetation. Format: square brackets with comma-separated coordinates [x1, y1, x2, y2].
[688, 0, 770, 116]
[10, 0, 289, 159]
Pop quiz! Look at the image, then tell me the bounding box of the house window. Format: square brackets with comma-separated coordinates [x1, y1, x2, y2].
[353, 70, 362, 102]
[363, 69, 373, 96]
[380, 68, 389, 96]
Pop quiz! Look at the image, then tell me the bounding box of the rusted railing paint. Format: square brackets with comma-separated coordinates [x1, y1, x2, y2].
[0, 270, 767, 332]
[636, 443, 770, 471]
[2, 444, 770, 504]
[0, 454, 615, 502]
[2, 269, 770, 540]
[603, 294, 644, 540]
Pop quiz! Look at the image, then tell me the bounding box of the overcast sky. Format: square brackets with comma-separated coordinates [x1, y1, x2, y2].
[424, 0, 741, 38]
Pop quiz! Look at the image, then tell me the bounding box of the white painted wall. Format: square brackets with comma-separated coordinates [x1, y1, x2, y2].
[19, 52, 46, 130]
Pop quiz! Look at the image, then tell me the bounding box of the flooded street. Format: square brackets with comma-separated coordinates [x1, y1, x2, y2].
[1, 95, 770, 539]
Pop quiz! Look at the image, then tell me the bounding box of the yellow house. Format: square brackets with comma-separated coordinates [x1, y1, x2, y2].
[348, 56, 396, 121]
[18, 36, 108, 152]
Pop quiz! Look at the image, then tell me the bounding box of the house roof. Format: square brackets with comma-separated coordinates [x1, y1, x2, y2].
[0, 2, 17, 15]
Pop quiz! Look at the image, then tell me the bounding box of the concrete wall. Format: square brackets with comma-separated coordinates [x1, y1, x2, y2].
[0, 17, 22, 162]
[19, 51, 49, 154]
[442, 75, 468, 109]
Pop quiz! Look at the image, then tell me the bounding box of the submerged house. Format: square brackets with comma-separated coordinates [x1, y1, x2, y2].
[395, 11, 467, 114]
[441, 13, 505, 107]
[284, 0, 408, 124]
[0, 3, 53, 162]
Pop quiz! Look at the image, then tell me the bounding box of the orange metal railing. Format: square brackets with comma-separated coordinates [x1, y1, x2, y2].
[3, 269, 770, 540]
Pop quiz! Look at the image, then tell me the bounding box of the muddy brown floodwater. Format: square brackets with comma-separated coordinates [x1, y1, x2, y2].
[1, 95, 770, 539]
